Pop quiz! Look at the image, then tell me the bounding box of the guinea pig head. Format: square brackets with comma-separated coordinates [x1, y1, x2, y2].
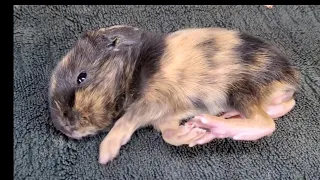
[48, 25, 144, 139]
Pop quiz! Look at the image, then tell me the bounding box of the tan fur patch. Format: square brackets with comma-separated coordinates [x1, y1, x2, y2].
[60, 53, 71, 69]
[245, 50, 272, 73]
[104, 25, 135, 31]
[50, 75, 57, 92]
[74, 86, 110, 129]
[147, 28, 242, 112]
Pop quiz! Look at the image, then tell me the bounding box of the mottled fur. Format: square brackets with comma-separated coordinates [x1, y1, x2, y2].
[48, 25, 300, 142]
[49, 26, 167, 138]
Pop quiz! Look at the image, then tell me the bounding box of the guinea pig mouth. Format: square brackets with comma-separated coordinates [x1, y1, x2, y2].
[52, 119, 83, 140]
[60, 130, 87, 140]
[63, 132, 83, 140]
[62, 128, 97, 140]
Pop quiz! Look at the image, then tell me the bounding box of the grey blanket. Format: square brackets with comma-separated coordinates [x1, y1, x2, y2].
[14, 5, 320, 180]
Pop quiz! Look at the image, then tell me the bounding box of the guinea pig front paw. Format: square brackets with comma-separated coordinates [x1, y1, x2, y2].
[162, 124, 207, 147]
[98, 139, 122, 165]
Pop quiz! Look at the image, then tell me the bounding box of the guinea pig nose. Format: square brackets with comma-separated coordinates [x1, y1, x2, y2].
[52, 119, 72, 135]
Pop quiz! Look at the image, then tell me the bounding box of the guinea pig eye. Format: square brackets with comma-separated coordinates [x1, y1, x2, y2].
[77, 72, 87, 84]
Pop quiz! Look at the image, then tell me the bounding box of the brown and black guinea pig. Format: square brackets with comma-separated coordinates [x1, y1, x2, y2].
[48, 25, 300, 164]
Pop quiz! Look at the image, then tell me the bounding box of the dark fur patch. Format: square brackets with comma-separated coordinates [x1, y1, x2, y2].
[196, 39, 217, 68]
[138, 32, 166, 82]
[237, 33, 268, 64]
[227, 33, 299, 117]
[52, 116, 72, 135]
[50, 83, 75, 109]
[49, 84, 78, 128]
[68, 90, 75, 108]
[226, 80, 260, 117]
[129, 32, 167, 100]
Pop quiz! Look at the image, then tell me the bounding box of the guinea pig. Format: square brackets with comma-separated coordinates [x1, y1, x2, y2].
[48, 25, 300, 165]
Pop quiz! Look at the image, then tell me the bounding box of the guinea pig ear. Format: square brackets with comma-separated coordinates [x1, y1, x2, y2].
[106, 36, 120, 48]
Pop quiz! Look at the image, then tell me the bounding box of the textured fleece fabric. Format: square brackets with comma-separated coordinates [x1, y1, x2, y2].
[14, 5, 320, 180]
